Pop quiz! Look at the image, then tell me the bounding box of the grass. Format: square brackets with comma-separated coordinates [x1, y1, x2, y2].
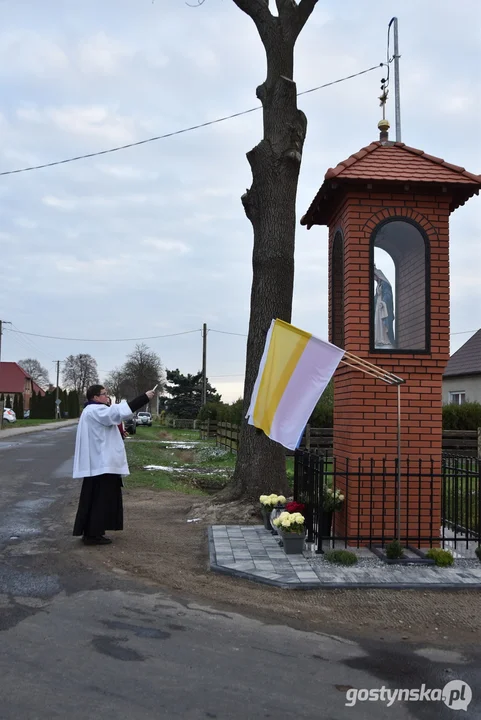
[125, 427, 234, 494]
[1, 418, 58, 429]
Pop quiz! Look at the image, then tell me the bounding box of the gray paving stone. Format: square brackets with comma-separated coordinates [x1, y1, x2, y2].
[210, 525, 481, 589]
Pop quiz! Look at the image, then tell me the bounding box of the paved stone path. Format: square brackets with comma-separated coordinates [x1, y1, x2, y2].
[209, 525, 481, 589]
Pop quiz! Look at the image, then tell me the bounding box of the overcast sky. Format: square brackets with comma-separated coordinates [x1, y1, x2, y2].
[0, 0, 479, 401]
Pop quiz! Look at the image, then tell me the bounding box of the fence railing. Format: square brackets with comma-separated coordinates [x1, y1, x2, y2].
[160, 417, 198, 429]
[197, 422, 481, 457]
[293, 450, 481, 553]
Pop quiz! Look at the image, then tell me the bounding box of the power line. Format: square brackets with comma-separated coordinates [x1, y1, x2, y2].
[0, 64, 385, 178]
[6, 328, 201, 342]
[210, 329, 248, 337]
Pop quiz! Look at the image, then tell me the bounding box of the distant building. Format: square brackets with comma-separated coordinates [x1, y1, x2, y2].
[443, 330, 481, 404]
[0, 362, 46, 410]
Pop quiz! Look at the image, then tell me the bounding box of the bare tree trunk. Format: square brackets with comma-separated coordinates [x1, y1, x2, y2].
[222, 0, 317, 503]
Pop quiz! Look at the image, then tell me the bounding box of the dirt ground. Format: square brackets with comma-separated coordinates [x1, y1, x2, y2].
[67, 487, 481, 647]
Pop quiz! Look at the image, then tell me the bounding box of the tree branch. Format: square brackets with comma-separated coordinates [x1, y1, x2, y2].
[295, 0, 318, 36]
[231, 0, 274, 40]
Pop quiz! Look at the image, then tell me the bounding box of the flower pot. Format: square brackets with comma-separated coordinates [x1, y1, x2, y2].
[261, 509, 272, 531]
[320, 511, 333, 538]
[279, 530, 305, 555]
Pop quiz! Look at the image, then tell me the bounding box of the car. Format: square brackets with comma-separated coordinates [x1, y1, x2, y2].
[3, 408, 16, 424]
[124, 416, 136, 435]
[136, 411, 152, 427]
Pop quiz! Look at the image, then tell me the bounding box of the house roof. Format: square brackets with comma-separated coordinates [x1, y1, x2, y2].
[301, 140, 481, 228]
[0, 362, 46, 395]
[443, 330, 481, 378]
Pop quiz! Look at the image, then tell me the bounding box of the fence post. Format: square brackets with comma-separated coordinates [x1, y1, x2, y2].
[305, 424, 311, 451]
[478, 427, 481, 459]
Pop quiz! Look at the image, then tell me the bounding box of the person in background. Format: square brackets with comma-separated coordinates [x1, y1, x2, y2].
[72, 384, 155, 545]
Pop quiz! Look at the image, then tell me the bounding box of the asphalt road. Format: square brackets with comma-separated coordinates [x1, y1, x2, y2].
[0, 428, 480, 720]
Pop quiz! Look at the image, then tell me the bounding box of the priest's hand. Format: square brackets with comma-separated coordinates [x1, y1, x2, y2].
[146, 390, 155, 400]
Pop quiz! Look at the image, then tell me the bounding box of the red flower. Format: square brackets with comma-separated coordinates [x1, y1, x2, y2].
[285, 501, 306, 514]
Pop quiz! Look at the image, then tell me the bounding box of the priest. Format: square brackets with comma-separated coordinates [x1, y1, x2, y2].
[72, 384, 155, 545]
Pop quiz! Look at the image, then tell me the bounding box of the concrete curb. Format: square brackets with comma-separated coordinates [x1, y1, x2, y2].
[207, 526, 481, 591]
[0, 419, 78, 439]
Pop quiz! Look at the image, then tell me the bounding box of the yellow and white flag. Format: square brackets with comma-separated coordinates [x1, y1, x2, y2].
[246, 319, 344, 450]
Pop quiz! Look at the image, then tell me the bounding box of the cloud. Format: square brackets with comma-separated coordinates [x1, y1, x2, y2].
[0, 30, 69, 77]
[77, 32, 134, 75]
[142, 237, 191, 254]
[0, 0, 479, 393]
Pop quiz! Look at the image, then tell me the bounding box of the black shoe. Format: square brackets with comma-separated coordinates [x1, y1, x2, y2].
[83, 535, 112, 545]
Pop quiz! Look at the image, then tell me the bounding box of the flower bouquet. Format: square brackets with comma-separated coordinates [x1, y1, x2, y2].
[273, 511, 306, 554]
[322, 486, 345, 512]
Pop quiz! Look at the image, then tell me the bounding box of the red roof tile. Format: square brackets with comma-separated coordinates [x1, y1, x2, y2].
[324, 141, 480, 184]
[301, 141, 481, 227]
[0, 362, 45, 395]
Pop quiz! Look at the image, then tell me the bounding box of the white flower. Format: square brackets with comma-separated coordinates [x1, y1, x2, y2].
[327, 488, 333, 495]
[279, 511, 289, 520]
[259, 495, 268, 503]
[273, 518, 280, 527]
[277, 495, 286, 504]
[294, 513, 304, 523]
[339, 494, 345, 501]
[281, 518, 291, 528]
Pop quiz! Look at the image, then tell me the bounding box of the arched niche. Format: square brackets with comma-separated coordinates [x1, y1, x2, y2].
[331, 230, 345, 348]
[371, 219, 430, 352]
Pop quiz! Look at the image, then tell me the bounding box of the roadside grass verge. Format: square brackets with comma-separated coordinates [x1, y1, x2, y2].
[1, 418, 58, 430]
[125, 428, 234, 494]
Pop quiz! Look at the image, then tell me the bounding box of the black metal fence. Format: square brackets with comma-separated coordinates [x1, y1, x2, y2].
[293, 450, 481, 553]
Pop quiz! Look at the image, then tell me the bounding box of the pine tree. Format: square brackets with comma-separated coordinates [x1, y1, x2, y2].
[29, 391, 37, 419]
[17, 392, 24, 420]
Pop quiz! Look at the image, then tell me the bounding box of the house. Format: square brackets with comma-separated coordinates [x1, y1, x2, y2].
[443, 330, 481, 404]
[0, 362, 46, 411]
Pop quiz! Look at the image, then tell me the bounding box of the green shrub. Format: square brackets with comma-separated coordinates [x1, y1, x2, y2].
[475, 547, 481, 563]
[426, 548, 454, 567]
[385, 539, 404, 559]
[443, 402, 481, 430]
[324, 549, 358, 566]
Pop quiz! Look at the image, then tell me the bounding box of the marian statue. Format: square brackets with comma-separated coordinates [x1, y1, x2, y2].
[374, 266, 395, 349]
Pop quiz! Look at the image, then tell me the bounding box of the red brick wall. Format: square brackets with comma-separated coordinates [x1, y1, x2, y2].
[327, 189, 450, 541]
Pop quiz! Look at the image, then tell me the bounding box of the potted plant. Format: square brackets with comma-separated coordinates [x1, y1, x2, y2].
[320, 485, 344, 537]
[273, 511, 305, 554]
[259, 494, 286, 531]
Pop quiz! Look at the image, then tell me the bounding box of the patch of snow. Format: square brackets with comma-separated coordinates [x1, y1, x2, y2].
[144, 465, 175, 472]
[159, 441, 200, 445]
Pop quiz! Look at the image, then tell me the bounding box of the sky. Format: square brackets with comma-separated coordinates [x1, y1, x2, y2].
[0, 0, 480, 402]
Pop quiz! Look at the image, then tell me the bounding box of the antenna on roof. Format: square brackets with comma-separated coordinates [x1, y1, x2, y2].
[388, 17, 402, 142]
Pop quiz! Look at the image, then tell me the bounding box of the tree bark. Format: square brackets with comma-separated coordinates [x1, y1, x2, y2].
[224, 0, 316, 503]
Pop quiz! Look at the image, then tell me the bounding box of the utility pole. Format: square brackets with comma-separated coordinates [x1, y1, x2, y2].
[0, 319, 12, 365]
[54, 360, 61, 419]
[201, 323, 207, 406]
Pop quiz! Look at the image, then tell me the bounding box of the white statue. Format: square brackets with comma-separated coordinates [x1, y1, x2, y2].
[374, 266, 395, 349]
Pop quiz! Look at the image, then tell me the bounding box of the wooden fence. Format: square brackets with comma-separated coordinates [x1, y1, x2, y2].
[198, 421, 481, 458]
[161, 417, 198, 429]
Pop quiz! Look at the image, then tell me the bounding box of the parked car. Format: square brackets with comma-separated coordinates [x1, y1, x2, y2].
[124, 416, 136, 435]
[136, 411, 152, 427]
[3, 408, 16, 424]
